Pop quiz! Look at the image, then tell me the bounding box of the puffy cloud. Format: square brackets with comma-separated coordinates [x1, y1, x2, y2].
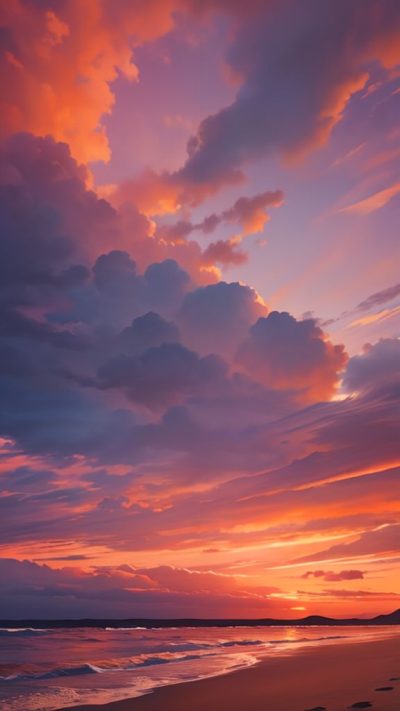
[0, 375, 136, 458]
[178, 281, 266, 356]
[0, 0, 180, 163]
[73, 253, 190, 328]
[220, 190, 283, 235]
[117, 312, 180, 354]
[113, 168, 185, 216]
[144, 259, 192, 315]
[343, 338, 400, 394]
[154, 189, 283, 268]
[202, 239, 248, 267]
[97, 343, 228, 411]
[0, 132, 126, 302]
[0, 558, 287, 618]
[0, 2, 399, 620]
[236, 312, 348, 403]
[0, 134, 83, 295]
[158, 189, 283, 236]
[0, 136, 395, 562]
[0, 132, 214, 299]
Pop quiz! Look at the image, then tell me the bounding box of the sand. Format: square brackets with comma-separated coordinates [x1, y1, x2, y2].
[59, 636, 400, 711]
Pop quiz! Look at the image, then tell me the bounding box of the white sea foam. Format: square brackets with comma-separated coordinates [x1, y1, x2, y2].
[0, 628, 50, 636]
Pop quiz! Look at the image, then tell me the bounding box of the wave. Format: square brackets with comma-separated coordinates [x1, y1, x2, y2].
[0, 652, 216, 682]
[0, 628, 50, 637]
[2, 663, 101, 681]
[0, 630, 355, 684]
[105, 626, 148, 631]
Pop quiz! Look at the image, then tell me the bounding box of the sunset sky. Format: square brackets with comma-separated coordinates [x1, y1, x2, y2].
[0, 0, 399, 619]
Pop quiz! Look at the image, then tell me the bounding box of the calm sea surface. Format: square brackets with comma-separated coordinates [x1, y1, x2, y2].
[0, 625, 398, 710]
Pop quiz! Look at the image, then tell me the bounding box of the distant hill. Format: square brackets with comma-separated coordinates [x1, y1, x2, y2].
[370, 608, 400, 625]
[0, 609, 399, 629]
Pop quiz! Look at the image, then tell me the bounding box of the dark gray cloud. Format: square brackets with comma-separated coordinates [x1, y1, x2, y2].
[97, 343, 228, 411]
[0, 133, 115, 304]
[175, 0, 400, 189]
[355, 282, 400, 312]
[117, 312, 180, 354]
[178, 281, 265, 355]
[0, 558, 286, 618]
[343, 338, 400, 394]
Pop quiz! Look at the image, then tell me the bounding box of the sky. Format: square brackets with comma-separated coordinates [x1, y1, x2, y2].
[0, 0, 399, 620]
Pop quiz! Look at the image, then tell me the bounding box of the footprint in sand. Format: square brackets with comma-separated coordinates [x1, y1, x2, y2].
[350, 703, 372, 709]
[374, 686, 394, 691]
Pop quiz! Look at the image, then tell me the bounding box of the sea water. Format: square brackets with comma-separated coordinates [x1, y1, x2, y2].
[0, 625, 398, 710]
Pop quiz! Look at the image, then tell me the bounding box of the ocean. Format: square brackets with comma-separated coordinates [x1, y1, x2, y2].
[0, 625, 398, 710]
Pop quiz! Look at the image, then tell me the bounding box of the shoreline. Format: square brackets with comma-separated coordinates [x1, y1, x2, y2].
[58, 635, 400, 711]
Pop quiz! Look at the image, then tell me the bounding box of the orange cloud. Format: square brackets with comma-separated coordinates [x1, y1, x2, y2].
[339, 182, 400, 215]
[349, 306, 400, 329]
[112, 166, 245, 216]
[0, 0, 179, 163]
[113, 169, 183, 216]
[288, 72, 370, 163]
[202, 238, 248, 267]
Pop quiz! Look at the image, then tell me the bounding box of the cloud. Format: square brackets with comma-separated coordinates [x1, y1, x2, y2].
[0, 466, 57, 494]
[302, 569, 365, 581]
[220, 190, 284, 234]
[0, 0, 180, 162]
[236, 312, 348, 403]
[178, 281, 266, 356]
[91, 251, 192, 324]
[117, 312, 180, 354]
[201, 239, 248, 267]
[298, 587, 400, 600]
[97, 343, 228, 411]
[338, 182, 400, 215]
[349, 306, 400, 330]
[158, 189, 283, 235]
[293, 524, 400, 565]
[355, 283, 400, 312]
[0, 4, 399, 620]
[343, 338, 400, 394]
[0, 134, 89, 296]
[173, 0, 400, 190]
[0, 131, 226, 295]
[0, 558, 288, 618]
[0, 137, 396, 569]
[152, 189, 283, 268]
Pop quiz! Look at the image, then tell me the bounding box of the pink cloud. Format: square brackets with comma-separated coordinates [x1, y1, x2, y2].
[236, 312, 348, 403]
[201, 239, 248, 267]
[302, 570, 365, 582]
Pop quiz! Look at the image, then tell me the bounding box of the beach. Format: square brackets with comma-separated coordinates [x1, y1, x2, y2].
[60, 636, 400, 711]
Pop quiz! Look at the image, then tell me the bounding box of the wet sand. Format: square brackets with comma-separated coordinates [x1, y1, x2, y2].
[60, 636, 400, 711]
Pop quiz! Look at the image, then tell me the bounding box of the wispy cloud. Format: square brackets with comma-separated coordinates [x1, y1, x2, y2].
[338, 182, 400, 215]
